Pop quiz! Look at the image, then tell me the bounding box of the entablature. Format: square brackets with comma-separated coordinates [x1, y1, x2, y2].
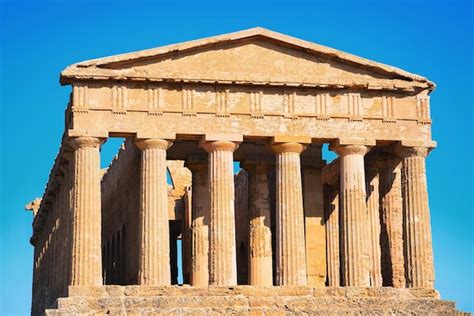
[65, 80, 433, 142]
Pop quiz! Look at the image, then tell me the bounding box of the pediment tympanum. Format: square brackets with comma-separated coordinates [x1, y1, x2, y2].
[61, 28, 433, 91]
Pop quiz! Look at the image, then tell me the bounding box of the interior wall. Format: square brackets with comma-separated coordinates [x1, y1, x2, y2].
[101, 139, 141, 285]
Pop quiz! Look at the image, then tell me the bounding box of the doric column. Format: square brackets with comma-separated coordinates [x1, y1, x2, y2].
[365, 164, 382, 287]
[242, 159, 273, 286]
[378, 156, 405, 288]
[135, 138, 173, 285]
[69, 136, 103, 286]
[396, 146, 434, 288]
[186, 157, 210, 286]
[323, 183, 340, 287]
[61, 153, 74, 289]
[333, 144, 370, 287]
[200, 140, 239, 285]
[271, 142, 307, 285]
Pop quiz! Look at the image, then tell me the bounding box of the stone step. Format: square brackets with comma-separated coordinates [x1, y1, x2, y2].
[46, 295, 461, 315]
[43, 286, 466, 315]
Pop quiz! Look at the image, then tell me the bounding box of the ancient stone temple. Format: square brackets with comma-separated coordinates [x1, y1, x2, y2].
[26, 28, 464, 315]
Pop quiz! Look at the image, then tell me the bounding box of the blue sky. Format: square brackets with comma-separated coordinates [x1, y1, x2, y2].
[0, 0, 472, 314]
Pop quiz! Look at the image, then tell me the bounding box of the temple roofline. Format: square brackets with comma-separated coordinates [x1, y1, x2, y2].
[60, 27, 435, 91]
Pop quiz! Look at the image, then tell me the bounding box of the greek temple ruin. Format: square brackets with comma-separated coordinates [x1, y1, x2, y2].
[26, 28, 463, 315]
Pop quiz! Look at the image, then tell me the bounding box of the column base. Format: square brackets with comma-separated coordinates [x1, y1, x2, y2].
[43, 286, 465, 315]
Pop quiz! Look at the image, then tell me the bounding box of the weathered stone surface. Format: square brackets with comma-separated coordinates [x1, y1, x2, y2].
[46, 286, 464, 315]
[186, 159, 209, 287]
[242, 160, 273, 287]
[27, 27, 458, 315]
[396, 146, 435, 289]
[271, 142, 308, 286]
[333, 144, 371, 287]
[378, 156, 405, 288]
[69, 136, 103, 287]
[365, 164, 383, 287]
[135, 138, 173, 286]
[301, 148, 326, 287]
[323, 160, 341, 287]
[234, 169, 250, 285]
[201, 140, 239, 286]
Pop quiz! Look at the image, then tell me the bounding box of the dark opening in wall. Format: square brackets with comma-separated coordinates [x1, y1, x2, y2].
[237, 242, 248, 285]
[169, 221, 182, 285]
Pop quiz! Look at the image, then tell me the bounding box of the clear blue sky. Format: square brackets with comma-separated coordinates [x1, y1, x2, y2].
[0, 0, 472, 314]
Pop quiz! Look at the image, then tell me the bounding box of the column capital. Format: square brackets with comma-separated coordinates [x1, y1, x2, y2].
[395, 145, 430, 158]
[200, 140, 239, 153]
[69, 136, 103, 149]
[331, 144, 370, 156]
[270, 142, 307, 154]
[135, 138, 172, 151]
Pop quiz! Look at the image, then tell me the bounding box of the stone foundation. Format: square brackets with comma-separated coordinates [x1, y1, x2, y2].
[45, 286, 465, 315]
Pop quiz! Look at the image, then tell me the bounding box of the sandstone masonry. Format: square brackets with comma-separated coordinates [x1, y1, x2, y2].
[25, 28, 464, 315]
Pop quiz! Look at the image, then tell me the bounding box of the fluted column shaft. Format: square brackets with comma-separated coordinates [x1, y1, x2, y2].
[324, 184, 340, 286]
[243, 162, 273, 286]
[187, 160, 210, 286]
[201, 141, 239, 285]
[69, 136, 103, 286]
[378, 157, 405, 287]
[334, 144, 370, 287]
[271, 142, 307, 285]
[397, 146, 434, 288]
[366, 166, 382, 287]
[135, 138, 172, 285]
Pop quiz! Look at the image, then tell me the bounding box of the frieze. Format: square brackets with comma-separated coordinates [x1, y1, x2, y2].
[70, 82, 431, 124]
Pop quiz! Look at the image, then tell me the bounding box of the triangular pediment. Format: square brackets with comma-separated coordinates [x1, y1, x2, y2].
[61, 27, 433, 90]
